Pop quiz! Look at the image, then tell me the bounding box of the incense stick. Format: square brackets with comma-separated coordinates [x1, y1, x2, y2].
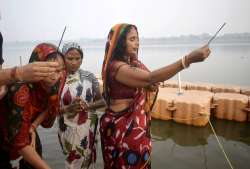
[207, 22, 226, 45]
[57, 26, 67, 51]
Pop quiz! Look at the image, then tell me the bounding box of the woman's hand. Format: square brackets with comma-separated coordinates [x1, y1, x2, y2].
[79, 99, 89, 110]
[19, 146, 52, 169]
[65, 97, 86, 118]
[16, 61, 59, 82]
[186, 45, 211, 66]
[145, 83, 159, 92]
[29, 125, 36, 150]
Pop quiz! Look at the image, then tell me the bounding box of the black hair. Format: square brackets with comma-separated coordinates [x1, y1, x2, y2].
[103, 25, 138, 106]
[111, 25, 138, 63]
[47, 51, 64, 61]
[66, 48, 83, 59]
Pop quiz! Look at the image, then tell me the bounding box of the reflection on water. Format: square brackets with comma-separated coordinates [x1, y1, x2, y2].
[39, 118, 250, 169]
[211, 118, 250, 146]
[151, 118, 250, 169]
[152, 119, 211, 146]
[152, 118, 250, 146]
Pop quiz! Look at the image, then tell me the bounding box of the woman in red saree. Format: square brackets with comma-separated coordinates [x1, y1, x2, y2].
[0, 43, 65, 169]
[100, 23, 211, 169]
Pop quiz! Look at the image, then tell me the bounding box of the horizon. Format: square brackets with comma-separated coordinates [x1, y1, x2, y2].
[4, 32, 250, 43]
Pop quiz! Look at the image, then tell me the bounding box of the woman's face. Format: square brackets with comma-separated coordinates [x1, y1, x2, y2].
[125, 27, 139, 59]
[65, 49, 82, 74]
[42, 54, 65, 87]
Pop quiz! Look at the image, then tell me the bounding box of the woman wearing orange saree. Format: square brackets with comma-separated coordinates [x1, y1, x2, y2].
[0, 43, 65, 169]
[100, 23, 211, 169]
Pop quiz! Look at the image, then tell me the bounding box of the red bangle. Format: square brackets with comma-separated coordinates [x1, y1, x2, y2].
[10, 66, 17, 81]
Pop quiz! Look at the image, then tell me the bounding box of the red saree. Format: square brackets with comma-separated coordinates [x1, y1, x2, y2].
[0, 43, 65, 162]
[100, 23, 157, 168]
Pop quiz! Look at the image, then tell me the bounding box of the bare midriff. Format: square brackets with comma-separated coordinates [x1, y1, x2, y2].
[109, 98, 133, 112]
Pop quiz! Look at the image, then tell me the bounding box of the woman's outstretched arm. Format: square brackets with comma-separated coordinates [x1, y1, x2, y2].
[0, 61, 59, 86]
[115, 45, 210, 88]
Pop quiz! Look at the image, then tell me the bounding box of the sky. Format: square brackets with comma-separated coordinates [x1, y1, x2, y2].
[1, 0, 250, 42]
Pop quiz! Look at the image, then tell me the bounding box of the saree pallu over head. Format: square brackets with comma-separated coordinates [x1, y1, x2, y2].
[100, 23, 158, 169]
[0, 43, 66, 159]
[101, 23, 157, 112]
